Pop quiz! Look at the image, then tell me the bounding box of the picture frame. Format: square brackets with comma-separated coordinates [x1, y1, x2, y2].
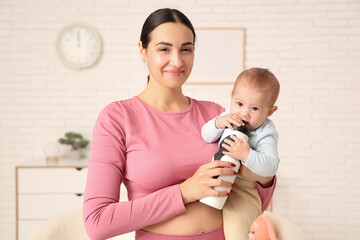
[187, 28, 245, 85]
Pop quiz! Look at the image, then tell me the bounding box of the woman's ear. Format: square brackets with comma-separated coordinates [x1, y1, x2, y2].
[267, 106, 278, 117]
[138, 41, 146, 60]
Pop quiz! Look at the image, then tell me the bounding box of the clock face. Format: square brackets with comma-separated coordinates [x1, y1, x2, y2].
[57, 23, 102, 69]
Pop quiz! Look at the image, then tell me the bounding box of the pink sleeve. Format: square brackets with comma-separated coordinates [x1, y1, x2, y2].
[256, 176, 277, 213]
[83, 105, 186, 240]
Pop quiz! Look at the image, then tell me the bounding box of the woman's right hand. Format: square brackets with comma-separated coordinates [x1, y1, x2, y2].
[179, 160, 236, 204]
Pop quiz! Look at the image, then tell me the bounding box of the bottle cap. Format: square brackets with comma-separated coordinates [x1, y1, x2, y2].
[231, 123, 249, 136]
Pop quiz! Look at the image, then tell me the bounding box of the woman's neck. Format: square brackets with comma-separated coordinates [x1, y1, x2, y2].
[138, 84, 190, 112]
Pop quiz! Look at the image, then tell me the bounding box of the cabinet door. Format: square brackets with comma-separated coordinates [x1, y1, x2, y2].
[18, 168, 87, 193]
[16, 167, 88, 240]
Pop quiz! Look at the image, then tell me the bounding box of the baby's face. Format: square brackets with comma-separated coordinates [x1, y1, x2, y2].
[229, 83, 275, 130]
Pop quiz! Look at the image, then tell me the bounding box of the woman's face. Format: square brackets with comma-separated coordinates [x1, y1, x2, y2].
[139, 22, 195, 89]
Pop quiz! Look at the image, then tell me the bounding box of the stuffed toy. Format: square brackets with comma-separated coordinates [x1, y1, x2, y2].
[249, 211, 307, 240]
[249, 213, 277, 240]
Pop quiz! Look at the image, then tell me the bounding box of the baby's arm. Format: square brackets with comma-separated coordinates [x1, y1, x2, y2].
[201, 110, 227, 143]
[222, 120, 279, 178]
[201, 117, 223, 143]
[243, 121, 279, 177]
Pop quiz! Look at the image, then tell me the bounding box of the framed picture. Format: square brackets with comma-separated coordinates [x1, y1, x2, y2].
[187, 28, 245, 84]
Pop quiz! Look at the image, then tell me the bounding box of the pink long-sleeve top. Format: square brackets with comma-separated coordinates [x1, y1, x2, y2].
[83, 96, 276, 240]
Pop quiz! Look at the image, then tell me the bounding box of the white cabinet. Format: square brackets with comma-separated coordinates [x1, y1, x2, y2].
[15, 160, 135, 240]
[16, 161, 88, 240]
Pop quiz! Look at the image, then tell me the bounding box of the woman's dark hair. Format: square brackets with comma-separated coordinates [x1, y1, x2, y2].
[140, 8, 196, 49]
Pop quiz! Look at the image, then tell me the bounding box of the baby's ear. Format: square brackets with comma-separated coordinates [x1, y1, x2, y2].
[267, 106, 278, 117]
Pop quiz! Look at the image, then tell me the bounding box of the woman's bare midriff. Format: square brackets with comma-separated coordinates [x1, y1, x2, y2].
[142, 201, 222, 235]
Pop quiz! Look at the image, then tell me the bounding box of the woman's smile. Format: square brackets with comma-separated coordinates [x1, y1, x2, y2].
[164, 69, 184, 76]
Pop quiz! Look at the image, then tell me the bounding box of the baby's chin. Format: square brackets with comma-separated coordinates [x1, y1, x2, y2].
[247, 122, 265, 131]
[246, 124, 255, 130]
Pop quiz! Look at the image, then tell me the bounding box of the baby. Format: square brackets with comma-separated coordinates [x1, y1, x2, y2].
[201, 68, 280, 240]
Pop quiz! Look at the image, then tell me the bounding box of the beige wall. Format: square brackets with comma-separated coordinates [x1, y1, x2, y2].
[1, 0, 360, 239]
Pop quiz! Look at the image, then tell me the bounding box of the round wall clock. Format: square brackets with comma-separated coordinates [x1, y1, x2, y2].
[56, 23, 102, 69]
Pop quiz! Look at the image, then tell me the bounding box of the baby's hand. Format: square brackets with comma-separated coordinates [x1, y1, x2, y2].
[215, 114, 244, 130]
[222, 135, 250, 163]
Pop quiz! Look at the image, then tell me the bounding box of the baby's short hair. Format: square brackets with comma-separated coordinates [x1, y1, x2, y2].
[233, 68, 280, 106]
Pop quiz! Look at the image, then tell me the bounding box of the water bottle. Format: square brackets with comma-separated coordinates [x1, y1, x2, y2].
[200, 123, 249, 210]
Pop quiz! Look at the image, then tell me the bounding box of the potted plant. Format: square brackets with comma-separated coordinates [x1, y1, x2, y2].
[58, 132, 89, 159]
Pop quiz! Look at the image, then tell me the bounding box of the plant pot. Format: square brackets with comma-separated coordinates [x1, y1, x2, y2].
[67, 149, 83, 160]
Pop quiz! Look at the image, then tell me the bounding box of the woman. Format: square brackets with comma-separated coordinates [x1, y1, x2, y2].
[83, 8, 276, 240]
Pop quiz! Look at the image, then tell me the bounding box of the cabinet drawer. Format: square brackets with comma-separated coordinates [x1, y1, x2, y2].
[18, 168, 87, 193]
[19, 194, 84, 219]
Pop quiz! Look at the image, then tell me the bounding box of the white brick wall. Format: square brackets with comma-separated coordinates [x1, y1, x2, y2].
[1, 0, 359, 239]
